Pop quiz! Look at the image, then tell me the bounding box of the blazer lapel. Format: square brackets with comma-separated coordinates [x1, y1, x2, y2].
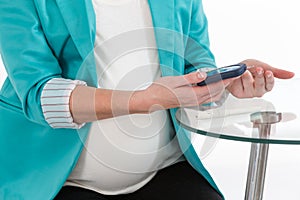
[56, 0, 96, 60]
[148, 0, 175, 77]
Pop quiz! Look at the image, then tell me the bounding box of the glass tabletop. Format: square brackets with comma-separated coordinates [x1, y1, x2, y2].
[176, 78, 300, 144]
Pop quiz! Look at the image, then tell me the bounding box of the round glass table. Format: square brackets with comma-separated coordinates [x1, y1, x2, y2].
[176, 78, 300, 200]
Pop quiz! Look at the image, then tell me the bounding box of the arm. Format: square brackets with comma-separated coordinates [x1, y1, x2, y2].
[69, 70, 237, 124]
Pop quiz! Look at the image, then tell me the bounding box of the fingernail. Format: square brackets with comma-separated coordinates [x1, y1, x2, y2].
[257, 69, 263, 75]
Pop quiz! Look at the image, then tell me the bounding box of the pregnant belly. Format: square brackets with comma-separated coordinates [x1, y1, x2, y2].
[66, 110, 182, 194]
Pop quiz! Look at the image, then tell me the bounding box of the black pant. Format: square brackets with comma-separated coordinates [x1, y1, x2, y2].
[54, 161, 223, 200]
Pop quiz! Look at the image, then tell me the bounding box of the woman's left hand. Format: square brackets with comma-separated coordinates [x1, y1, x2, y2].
[226, 59, 295, 98]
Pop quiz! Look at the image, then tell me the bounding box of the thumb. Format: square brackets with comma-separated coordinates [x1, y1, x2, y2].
[161, 71, 207, 88]
[183, 71, 207, 85]
[171, 71, 207, 88]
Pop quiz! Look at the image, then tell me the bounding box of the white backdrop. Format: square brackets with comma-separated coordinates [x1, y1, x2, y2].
[199, 1, 300, 199]
[204, 0, 300, 75]
[1, 0, 300, 199]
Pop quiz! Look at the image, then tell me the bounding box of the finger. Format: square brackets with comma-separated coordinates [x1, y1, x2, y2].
[222, 77, 239, 88]
[174, 83, 225, 107]
[265, 70, 274, 91]
[271, 68, 295, 79]
[257, 64, 295, 79]
[176, 77, 229, 107]
[193, 81, 226, 103]
[226, 78, 243, 98]
[200, 81, 227, 96]
[240, 70, 255, 97]
[201, 91, 226, 105]
[244, 60, 294, 79]
[252, 67, 266, 97]
[166, 71, 207, 88]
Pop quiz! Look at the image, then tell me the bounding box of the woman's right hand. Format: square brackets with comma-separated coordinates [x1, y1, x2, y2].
[71, 71, 233, 123]
[138, 71, 231, 113]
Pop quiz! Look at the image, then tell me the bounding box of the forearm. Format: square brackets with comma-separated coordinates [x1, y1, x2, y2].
[45, 72, 209, 128]
[70, 85, 152, 124]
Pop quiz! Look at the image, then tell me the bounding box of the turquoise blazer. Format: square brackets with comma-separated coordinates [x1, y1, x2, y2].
[0, 0, 223, 199]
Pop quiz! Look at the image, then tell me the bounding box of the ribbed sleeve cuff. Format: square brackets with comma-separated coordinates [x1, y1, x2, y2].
[41, 78, 87, 129]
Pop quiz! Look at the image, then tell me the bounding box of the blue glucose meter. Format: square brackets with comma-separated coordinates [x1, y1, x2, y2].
[197, 63, 247, 86]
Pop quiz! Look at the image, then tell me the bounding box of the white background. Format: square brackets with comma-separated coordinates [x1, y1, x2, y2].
[199, 0, 300, 199]
[1, 0, 300, 199]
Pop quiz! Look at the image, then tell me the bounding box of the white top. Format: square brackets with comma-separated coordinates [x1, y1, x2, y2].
[62, 0, 183, 195]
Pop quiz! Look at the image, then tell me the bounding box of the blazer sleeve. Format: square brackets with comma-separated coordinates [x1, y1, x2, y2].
[0, 1, 64, 125]
[184, 0, 217, 74]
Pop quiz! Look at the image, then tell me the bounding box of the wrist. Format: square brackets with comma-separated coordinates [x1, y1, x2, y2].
[129, 89, 153, 114]
[130, 88, 168, 114]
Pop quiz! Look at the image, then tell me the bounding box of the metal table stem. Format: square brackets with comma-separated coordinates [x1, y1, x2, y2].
[245, 112, 282, 200]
